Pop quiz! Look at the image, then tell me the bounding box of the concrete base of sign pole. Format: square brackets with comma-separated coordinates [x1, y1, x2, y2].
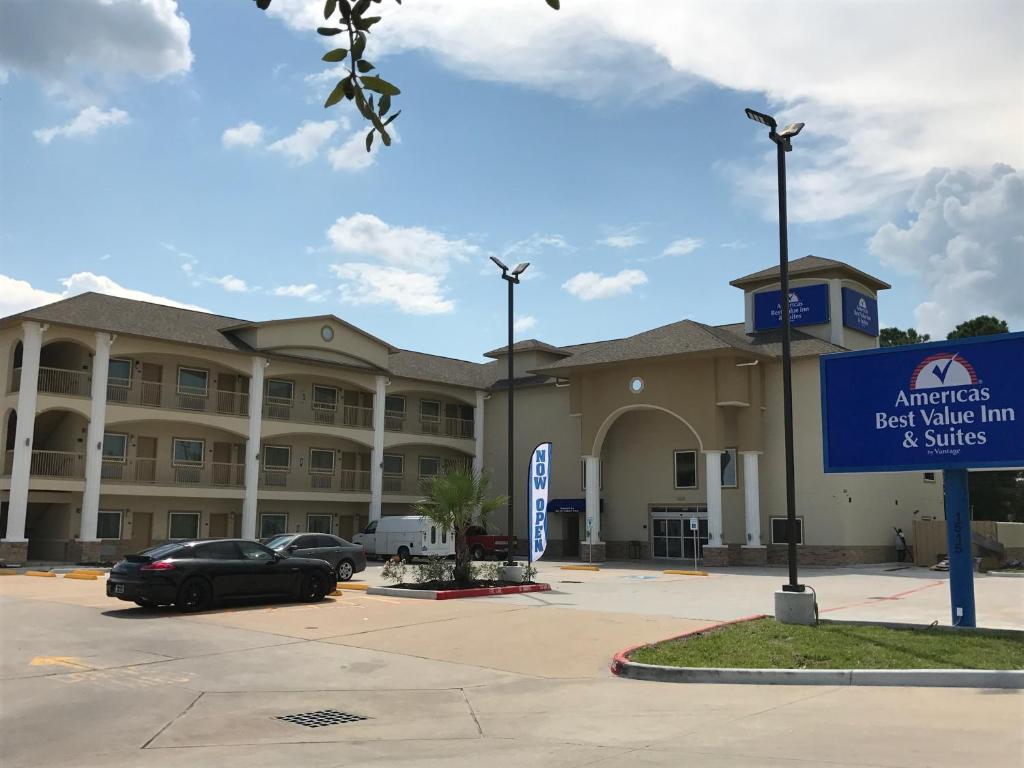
[774, 589, 816, 626]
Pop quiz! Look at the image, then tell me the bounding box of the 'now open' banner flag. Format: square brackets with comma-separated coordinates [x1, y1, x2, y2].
[528, 442, 552, 562]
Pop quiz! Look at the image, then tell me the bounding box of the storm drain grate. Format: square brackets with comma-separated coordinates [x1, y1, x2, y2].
[276, 709, 369, 728]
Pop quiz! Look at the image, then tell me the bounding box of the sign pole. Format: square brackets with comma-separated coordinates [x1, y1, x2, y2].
[943, 469, 976, 627]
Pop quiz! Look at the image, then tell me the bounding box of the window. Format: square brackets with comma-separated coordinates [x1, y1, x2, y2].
[430, 526, 437, 544]
[265, 535, 294, 550]
[382, 454, 404, 476]
[266, 379, 294, 401]
[260, 513, 288, 538]
[445, 403, 474, 421]
[263, 445, 291, 470]
[363, 520, 377, 534]
[238, 540, 275, 561]
[173, 438, 205, 465]
[108, 358, 133, 383]
[384, 395, 406, 414]
[307, 514, 332, 533]
[419, 456, 441, 478]
[102, 433, 128, 461]
[770, 517, 804, 545]
[309, 448, 335, 474]
[721, 448, 738, 489]
[441, 528, 447, 544]
[673, 451, 698, 489]
[168, 511, 200, 540]
[96, 510, 122, 539]
[923, 472, 936, 483]
[177, 367, 209, 394]
[194, 541, 239, 560]
[419, 400, 441, 422]
[313, 385, 338, 410]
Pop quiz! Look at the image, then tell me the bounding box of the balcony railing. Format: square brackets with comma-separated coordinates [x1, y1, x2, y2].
[99, 458, 245, 488]
[414, 417, 475, 439]
[105, 380, 248, 417]
[3, 450, 84, 479]
[384, 411, 405, 432]
[258, 468, 371, 493]
[10, 367, 91, 397]
[262, 398, 373, 430]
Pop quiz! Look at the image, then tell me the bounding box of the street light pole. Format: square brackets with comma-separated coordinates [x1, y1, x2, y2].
[745, 108, 806, 594]
[491, 256, 529, 566]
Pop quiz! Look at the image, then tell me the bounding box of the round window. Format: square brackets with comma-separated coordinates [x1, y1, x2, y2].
[320, 325, 335, 342]
[629, 376, 644, 394]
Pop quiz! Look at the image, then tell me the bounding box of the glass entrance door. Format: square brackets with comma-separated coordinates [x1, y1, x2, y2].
[650, 506, 708, 560]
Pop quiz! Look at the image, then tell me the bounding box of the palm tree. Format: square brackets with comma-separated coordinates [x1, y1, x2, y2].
[413, 467, 508, 586]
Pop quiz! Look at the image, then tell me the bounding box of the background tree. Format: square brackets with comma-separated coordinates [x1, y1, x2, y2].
[880, 327, 930, 347]
[253, 0, 560, 151]
[413, 467, 508, 586]
[946, 315, 1010, 340]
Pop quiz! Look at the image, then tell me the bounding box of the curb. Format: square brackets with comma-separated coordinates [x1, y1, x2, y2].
[63, 573, 99, 581]
[25, 570, 56, 578]
[987, 571, 1024, 578]
[663, 569, 709, 576]
[335, 583, 370, 590]
[367, 583, 552, 600]
[610, 616, 1024, 688]
[560, 565, 600, 572]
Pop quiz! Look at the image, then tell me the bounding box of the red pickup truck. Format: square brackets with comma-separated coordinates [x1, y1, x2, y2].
[466, 525, 517, 560]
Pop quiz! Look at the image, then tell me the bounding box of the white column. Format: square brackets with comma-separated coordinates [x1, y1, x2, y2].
[584, 455, 601, 544]
[369, 374, 386, 522]
[472, 390, 485, 476]
[703, 450, 723, 547]
[741, 451, 763, 547]
[828, 279, 845, 347]
[79, 332, 112, 542]
[4, 322, 43, 543]
[241, 356, 266, 540]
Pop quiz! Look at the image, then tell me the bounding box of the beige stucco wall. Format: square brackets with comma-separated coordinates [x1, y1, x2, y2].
[760, 356, 945, 546]
[483, 384, 582, 540]
[235, 318, 390, 369]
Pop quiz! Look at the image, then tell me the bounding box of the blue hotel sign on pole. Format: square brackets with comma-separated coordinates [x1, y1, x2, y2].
[820, 332, 1024, 627]
[753, 283, 829, 331]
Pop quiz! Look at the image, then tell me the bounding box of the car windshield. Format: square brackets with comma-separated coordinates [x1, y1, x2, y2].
[265, 535, 294, 550]
[142, 542, 184, 559]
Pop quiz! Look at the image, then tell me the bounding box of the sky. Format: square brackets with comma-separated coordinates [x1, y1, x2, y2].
[0, 0, 1021, 361]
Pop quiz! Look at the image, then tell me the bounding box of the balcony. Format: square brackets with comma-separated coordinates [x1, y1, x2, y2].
[384, 413, 475, 440]
[3, 450, 85, 479]
[259, 468, 371, 493]
[100, 459, 245, 488]
[262, 397, 373, 430]
[10, 367, 90, 397]
[106, 379, 249, 417]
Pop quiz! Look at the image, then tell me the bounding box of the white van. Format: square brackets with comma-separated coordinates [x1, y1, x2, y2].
[353, 516, 455, 560]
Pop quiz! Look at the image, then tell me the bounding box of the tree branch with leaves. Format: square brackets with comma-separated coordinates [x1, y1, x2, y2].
[253, 0, 560, 152]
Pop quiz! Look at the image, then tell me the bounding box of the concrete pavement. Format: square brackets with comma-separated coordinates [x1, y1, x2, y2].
[1, 564, 1021, 767]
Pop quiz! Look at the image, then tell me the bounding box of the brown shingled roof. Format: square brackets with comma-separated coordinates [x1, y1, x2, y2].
[730, 255, 891, 291]
[482, 338, 571, 359]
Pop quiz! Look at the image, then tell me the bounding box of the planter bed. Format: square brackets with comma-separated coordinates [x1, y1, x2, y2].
[611, 616, 1024, 688]
[367, 582, 551, 600]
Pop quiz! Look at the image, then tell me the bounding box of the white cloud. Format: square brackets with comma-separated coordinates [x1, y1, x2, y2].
[869, 164, 1023, 338]
[0, 0, 192, 98]
[513, 314, 537, 333]
[267, 119, 341, 164]
[272, 283, 327, 301]
[209, 274, 248, 293]
[599, 233, 645, 249]
[502, 233, 573, 258]
[326, 213, 478, 314]
[720, 240, 747, 250]
[267, 0, 1021, 223]
[563, 269, 648, 301]
[661, 238, 703, 257]
[0, 271, 208, 318]
[327, 128, 381, 172]
[330, 263, 453, 315]
[222, 121, 265, 148]
[33, 106, 129, 144]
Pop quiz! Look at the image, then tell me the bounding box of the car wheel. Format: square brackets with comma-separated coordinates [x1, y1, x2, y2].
[397, 546, 411, 563]
[176, 578, 212, 612]
[336, 560, 354, 582]
[471, 545, 486, 561]
[300, 572, 328, 602]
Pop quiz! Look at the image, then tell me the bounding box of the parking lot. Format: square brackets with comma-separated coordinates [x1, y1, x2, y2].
[1, 561, 1021, 767]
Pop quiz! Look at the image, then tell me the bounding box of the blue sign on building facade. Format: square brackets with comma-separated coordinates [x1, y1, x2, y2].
[753, 283, 829, 331]
[841, 287, 879, 336]
[820, 333, 1024, 473]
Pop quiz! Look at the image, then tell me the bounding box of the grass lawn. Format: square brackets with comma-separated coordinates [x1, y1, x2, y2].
[630, 618, 1024, 670]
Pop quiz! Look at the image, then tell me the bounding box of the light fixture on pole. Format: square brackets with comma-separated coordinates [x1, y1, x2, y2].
[491, 255, 529, 565]
[745, 107, 805, 595]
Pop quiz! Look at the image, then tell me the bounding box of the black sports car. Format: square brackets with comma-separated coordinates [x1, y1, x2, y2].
[107, 539, 336, 611]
